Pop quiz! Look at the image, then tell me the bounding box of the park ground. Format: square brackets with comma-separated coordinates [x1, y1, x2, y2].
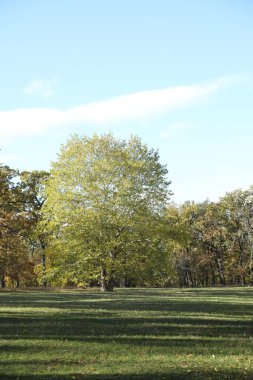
[0, 287, 253, 379]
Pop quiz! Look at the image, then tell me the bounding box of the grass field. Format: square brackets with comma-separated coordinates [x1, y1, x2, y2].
[0, 287, 253, 379]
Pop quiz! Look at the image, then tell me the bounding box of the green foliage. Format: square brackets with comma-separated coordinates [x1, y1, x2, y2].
[42, 134, 172, 290]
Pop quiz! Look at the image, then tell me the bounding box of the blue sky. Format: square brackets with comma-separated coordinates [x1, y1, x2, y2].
[0, 0, 253, 203]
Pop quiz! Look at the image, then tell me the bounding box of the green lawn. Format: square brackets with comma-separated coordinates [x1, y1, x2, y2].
[0, 287, 253, 379]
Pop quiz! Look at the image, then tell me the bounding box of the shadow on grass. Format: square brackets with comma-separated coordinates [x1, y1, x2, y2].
[1, 289, 253, 379]
[0, 370, 253, 380]
[0, 289, 253, 347]
[0, 313, 253, 341]
[1, 288, 253, 312]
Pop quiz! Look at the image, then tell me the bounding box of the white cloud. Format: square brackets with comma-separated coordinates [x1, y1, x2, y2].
[24, 78, 57, 98]
[0, 74, 247, 139]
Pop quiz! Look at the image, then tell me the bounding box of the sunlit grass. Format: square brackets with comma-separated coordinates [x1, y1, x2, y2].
[0, 287, 253, 379]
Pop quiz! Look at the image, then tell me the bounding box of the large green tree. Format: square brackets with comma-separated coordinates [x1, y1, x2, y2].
[42, 134, 172, 290]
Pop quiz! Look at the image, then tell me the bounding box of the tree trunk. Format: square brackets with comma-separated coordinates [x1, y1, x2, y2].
[248, 240, 253, 285]
[186, 270, 193, 287]
[0, 274, 5, 289]
[215, 257, 226, 285]
[211, 270, 216, 286]
[100, 267, 114, 291]
[39, 235, 47, 287]
[249, 258, 253, 286]
[119, 277, 126, 288]
[41, 253, 47, 287]
[238, 241, 245, 285]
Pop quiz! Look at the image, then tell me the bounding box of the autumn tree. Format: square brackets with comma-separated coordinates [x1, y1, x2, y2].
[18, 170, 49, 286]
[0, 165, 49, 288]
[166, 201, 229, 287]
[220, 189, 253, 285]
[0, 165, 34, 287]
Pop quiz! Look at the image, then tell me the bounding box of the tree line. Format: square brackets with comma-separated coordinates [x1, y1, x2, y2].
[1, 133, 253, 290]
